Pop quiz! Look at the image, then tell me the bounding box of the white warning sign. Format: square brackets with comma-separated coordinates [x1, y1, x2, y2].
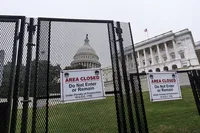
[60, 68, 105, 103]
[147, 72, 182, 102]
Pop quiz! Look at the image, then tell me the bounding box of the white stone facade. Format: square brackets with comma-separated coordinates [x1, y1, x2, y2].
[121, 29, 199, 73]
[102, 29, 200, 92]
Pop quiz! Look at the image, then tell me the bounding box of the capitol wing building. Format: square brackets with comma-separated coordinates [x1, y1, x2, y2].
[104, 29, 200, 92]
[71, 29, 200, 93]
[123, 29, 200, 73]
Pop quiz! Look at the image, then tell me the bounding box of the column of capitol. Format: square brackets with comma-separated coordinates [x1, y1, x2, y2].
[135, 40, 180, 68]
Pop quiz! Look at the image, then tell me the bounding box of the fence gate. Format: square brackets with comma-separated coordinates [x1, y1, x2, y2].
[31, 18, 125, 133]
[0, 16, 25, 133]
[0, 16, 146, 133]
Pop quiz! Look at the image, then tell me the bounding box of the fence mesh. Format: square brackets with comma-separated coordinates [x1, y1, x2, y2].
[108, 22, 128, 133]
[0, 21, 17, 100]
[0, 17, 152, 133]
[130, 71, 200, 133]
[130, 74, 148, 133]
[1, 16, 200, 133]
[115, 22, 142, 133]
[6, 17, 36, 133]
[33, 19, 119, 133]
[0, 20, 19, 132]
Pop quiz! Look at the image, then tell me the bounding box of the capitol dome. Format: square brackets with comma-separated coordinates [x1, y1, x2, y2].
[71, 34, 101, 68]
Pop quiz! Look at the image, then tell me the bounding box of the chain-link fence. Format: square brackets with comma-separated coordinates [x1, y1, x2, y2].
[0, 16, 27, 133]
[14, 18, 37, 133]
[0, 16, 136, 133]
[129, 70, 200, 133]
[0, 16, 39, 133]
[0, 16, 153, 133]
[0, 18, 20, 133]
[114, 22, 144, 133]
[31, 18, 122, 133]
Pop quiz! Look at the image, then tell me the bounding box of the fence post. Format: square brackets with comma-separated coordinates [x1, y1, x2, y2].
[5, 19, 19, 133]
[10, 17, 26, 133]
[108, 22, 127, 133]
[21, 18, 36, 133]
[116, 22, 136, 133]
[128, 23, 149, 133]
[31, 19, 41, 133]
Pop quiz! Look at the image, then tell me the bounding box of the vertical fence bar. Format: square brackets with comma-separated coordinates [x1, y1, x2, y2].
[116, 21, 135, 133]
[7, 20, 19, 106]
[193, 70, 200, 98]
[10, 17, 26, 133]
[197, 70, 200, 76]
[130, 74, 149, 133]
[107, 22, 121, 133]
[137, 76, 149, 133]
[197, 70, 200, 100]
[6, 20, 19, 133]
[128, 23, 139, 74]
[108, 22, 127, 133]
[192, 70, 200, 115]
[128, 23, 149, 133]
[128, 22, 141, 132]
[187, 71, 200, 115]
[45, 21, 51, 133]
[31, 19, 41, 133]
[129, 74, 142, 132]
[113, 22, 128, 133]
[21, 18, 35, 133]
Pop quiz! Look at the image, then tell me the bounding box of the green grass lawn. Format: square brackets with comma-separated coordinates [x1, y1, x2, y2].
[16, 88, 200, 133]
[143, 88, 200, 133]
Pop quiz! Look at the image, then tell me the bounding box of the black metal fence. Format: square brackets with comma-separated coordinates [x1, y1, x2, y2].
[187, 70, 200, 115]
[0, 16, 147, 133]
[2, 15, 200, 133]
[129, 74, 148, 133]
[129, 70, 200, 133]
[31, 18, 119, 133]
[0, 16, 26, 133]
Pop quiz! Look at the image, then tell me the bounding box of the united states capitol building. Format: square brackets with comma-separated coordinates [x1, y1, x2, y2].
[70, 34, 101, 68]
[70, 29, 200, 92]
[124, 29, 200, 73]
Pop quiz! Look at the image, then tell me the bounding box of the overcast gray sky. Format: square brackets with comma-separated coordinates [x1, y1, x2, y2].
[1, 0, 199, 42]
[1, 0, 200, 68]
